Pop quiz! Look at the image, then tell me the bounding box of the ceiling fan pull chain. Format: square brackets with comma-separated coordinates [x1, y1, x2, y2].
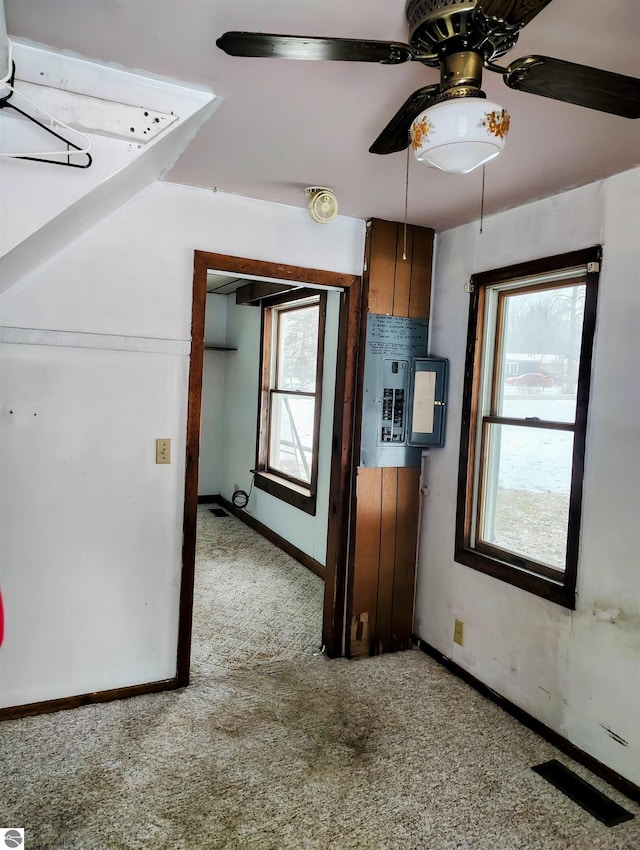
[480, 164, 486, 235]
[403, 144, 410, 260]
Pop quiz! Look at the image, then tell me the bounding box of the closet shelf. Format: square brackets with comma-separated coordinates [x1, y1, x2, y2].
[204, 345, 237, 351]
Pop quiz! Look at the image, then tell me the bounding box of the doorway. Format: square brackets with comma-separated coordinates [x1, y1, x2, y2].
[177, 251, 361, 684]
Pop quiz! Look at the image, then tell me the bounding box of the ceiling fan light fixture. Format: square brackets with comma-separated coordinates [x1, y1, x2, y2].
[410, 98, 510, 174]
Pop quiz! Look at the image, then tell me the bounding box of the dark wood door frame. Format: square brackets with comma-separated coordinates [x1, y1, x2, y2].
[177, 251, 361, 684]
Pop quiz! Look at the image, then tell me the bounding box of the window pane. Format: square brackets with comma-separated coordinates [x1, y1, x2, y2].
[480, 423, 574, 570]
[269, 393, 315, 484]
[497, 284, 586, 422]
[277, 305, 319, 392]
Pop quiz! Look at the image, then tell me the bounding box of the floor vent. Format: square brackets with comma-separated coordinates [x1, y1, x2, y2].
[532, 759, 634, 826]
[209, 508, 229, 517]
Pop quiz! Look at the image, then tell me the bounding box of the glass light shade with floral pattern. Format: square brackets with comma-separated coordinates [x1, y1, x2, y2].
[410, 98, 510, 174]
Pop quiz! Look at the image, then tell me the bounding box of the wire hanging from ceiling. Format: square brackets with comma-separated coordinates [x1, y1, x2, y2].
[403, 144, 410, 260]
[479, 164, 486, 234]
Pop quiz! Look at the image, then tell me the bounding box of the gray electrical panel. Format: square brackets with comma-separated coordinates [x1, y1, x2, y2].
[360, 314, 429, 468]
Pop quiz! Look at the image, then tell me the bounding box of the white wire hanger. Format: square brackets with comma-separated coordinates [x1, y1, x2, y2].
[0, 38, 92, 168]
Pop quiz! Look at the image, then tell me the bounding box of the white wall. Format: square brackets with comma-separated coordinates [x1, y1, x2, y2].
[415, 167, 640, 785]
[198, 293, 228, 497]
[0, 181, 365, 708]
[0, 341, 188, 703]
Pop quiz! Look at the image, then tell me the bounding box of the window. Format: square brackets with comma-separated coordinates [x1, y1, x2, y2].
[456, 248, 600, 607]
[254, 291, 326, 514]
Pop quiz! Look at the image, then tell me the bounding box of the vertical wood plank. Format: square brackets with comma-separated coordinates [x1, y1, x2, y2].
[392, 224, 414, 318]
[409, 227, 434, 320]
[375, 467, 398, 654]
[344, 226, 373, 656]
[324, 281, 361, 657]
[368, 219, 397, 315]
[350, 466, 382, 658]
[391, 466, 421, 651]
[177, 251, 208, 686]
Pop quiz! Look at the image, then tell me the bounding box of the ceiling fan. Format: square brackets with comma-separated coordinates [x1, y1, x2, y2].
[217, 0, 640, 174]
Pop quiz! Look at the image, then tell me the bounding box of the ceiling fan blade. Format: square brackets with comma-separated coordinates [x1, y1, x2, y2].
[504, 55, 640, 118]
[369, 85, 441, 155]
[216, 32, 421, 64]
[476, 0, 554, 28]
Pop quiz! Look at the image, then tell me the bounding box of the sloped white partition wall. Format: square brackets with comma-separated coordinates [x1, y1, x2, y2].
[0, 38, 218, 290]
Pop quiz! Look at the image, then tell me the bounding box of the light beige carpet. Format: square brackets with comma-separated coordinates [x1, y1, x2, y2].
[191, 507, 324, 678]
[0, 507, 638, 849]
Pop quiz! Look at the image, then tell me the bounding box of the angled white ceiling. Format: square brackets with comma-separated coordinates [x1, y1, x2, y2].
[0, 38, 218, 289]
[4, 0, 640, 232]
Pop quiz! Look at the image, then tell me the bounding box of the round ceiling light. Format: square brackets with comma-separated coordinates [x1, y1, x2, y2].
[410, 98, 510, 174]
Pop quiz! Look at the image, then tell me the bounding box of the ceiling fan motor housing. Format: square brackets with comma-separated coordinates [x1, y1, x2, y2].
[407, 0, 521, 63]
[305, 187, 339, 224]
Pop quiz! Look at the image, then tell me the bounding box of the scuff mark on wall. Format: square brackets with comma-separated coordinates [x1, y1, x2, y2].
[591, 602, 640, 630]
[491, 656, 517, 674]
[599, 724, 629, 747]
[593, 605, 621, 624]
[589, 605, 640, 653]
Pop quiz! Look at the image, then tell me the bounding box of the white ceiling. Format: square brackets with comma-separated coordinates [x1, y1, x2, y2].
[6, 0, 640, 231]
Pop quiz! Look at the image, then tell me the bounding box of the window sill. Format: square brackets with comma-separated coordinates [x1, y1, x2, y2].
[454, 546, 575, 609]
[253, 471, 317, 516]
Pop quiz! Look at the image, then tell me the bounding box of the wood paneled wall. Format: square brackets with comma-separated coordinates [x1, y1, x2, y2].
[348, 219, 434, 658]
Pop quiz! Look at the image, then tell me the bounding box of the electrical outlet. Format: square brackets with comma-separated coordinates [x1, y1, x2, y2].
[454, 619, 464, 646]
[156, 438, 171, 464]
